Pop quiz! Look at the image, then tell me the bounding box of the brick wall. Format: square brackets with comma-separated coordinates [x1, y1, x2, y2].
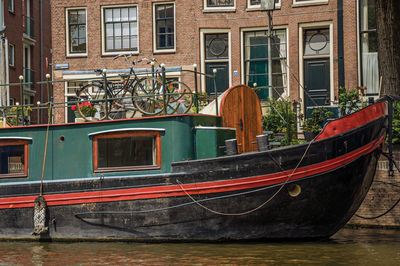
[350, 149, 400, 227]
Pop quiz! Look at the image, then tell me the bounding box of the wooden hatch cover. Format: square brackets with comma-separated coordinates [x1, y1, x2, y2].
[220, 84, 263, 153]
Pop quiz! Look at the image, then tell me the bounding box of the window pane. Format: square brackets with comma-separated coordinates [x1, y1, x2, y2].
[207, 0, 234, 7]
[97, 136, 155, 168]
[105, 9, 113, 22]
[244, 29, 287, 99]
[113, 9, 120, 22]
[0, 145, 25, 175]
[68, 9, 86, 54]
[121, 8, 129, 21]
[155, 4, 174, 50]
[104, 6, 138, 52]
[205, 33, 229, 60]
[304, 29, 330, 56]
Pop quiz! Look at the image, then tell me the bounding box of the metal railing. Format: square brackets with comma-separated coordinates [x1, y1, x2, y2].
[0, 66, 219, 126]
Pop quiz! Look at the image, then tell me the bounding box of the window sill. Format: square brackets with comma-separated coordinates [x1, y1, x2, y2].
[246, 5, 281, 12]
[153, 49, 176, 54]
[202, 8, 236, 13]
[102, 51, 139, 57]
[0, 174, 28, 179]
[94, 165, 161, 173]
[67, 53, 88, 58]
[292, 1, 329, 8]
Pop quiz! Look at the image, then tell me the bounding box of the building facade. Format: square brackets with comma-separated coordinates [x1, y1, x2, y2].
[50, 0, 374, 123]
[0, 0, 52, 123]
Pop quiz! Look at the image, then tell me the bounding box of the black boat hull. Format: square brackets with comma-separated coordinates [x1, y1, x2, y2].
[0, 111, 386, 241]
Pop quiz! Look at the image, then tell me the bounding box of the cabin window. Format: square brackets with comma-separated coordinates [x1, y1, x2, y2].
[93, 131, 161, 172]
[0, 140, 29, 178]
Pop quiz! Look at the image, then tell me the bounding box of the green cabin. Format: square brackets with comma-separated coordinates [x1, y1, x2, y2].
[0, 114, 236, 183]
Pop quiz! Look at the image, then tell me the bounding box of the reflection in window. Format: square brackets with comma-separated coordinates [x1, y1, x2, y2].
[155, 3, 174, 50]
[0, 140, 28, 177]
[68, 9, 86, 54]
[304, 29, 330, 56]
[93, 131, 161, 172]
[360, 0, 378, 95]
[244, 29, 287, 99]
[104, 6, 138, 52]
[207, 0, 234, 7]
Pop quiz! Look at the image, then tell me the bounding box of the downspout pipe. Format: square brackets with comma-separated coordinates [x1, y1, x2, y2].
[337, 0, 345, 88]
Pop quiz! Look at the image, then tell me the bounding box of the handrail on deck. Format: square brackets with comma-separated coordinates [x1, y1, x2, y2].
[0, 65, 221, 127]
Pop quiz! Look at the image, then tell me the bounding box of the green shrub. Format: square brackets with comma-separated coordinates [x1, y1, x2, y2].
[262, 98, 298, 145]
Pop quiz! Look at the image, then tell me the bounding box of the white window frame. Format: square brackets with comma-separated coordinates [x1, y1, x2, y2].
[65, 7, 88, 57]
[8, 0, 14, 13]
[9, 43, 14, 67]
[298, 22, 334, 113]
[247, 0, 281, 11]
[240, 26, 289, 98]
[101, 4, 139, 56]
[153, 2, 176, 53]
[0, 0, 4, 31]
[64, 75, 97, 123]
[293, 0, 328, 7]
[200, 29, 232, 93]
[203, 0, 236, 12]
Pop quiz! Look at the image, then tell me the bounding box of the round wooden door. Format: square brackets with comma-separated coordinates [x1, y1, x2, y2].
[220, 85, 263, 153]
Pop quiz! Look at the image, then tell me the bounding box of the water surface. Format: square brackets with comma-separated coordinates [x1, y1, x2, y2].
[0, 228, 399, 265]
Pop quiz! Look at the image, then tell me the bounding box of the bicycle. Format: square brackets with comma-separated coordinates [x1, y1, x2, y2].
[144, 58, 194, 114]
[75, 54, 164, 120]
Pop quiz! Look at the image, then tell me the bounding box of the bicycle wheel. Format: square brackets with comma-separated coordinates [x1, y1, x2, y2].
[107, 83, 137, 120]
[166, 81, 193, 114]
[133, 77, 165, 115]
[76, 83, 110, 120]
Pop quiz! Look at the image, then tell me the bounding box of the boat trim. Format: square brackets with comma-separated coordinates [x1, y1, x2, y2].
[0, 134, 384, 209]
[88, 128, 166, 137]
[0, 137, 33, 141]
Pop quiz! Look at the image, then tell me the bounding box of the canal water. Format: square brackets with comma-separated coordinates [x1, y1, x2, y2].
[0, 228, 399, 265]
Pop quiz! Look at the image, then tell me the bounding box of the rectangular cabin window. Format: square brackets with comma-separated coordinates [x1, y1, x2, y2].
[0, 140, 29, 178]
[93, 131, 161, 172]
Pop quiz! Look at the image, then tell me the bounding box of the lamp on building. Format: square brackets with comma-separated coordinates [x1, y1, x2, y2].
[260, 0, 275, 11]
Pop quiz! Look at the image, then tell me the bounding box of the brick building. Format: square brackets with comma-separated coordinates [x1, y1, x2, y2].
[0, 0, 52, 123]
[50, 0, 375, 124]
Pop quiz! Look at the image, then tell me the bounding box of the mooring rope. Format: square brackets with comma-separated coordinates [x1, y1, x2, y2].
[176, 137, 316, 216]
[39, 102, 52, 196]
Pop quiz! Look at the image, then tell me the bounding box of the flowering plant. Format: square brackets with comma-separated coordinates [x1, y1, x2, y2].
[71, 101, 97, 117]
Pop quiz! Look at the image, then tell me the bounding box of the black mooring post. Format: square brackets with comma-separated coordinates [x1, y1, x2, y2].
[194, 64, 199, 113]
[19, 75, 25, 125]
[213, 69, 218, 116]
[103, 69, 109, 120]
[388, 97, 394, 177]
[161, 65, 167, 115]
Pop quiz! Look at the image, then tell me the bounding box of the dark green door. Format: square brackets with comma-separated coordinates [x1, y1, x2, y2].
[206, 62, 229, 95]
[304, 58, 330, 107]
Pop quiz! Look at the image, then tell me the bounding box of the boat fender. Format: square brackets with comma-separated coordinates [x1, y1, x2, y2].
[32, 196, 49, 236]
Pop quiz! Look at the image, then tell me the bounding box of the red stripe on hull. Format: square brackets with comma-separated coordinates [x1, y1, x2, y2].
[0, 135, 384, 209]
[316, 102, 387, 141]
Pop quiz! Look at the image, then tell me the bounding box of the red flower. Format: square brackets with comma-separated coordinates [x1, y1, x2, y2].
[71, 104, 77, 111]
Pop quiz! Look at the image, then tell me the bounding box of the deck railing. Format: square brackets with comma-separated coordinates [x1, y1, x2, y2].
[0, 66, 220, 126]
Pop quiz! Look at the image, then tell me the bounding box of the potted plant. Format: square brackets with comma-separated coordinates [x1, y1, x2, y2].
[302, 107, 333, 141]
[71, 101, 97, 121]
[6, 106, 32, 126]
